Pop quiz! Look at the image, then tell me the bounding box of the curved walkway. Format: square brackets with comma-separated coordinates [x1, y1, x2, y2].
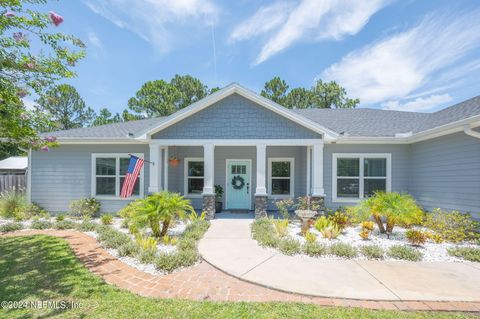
[198, 219, 480, 303]
[2, 229, 480, 312]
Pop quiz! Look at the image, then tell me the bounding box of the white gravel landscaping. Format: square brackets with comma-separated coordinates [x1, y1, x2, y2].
[287, 219, 477, 262]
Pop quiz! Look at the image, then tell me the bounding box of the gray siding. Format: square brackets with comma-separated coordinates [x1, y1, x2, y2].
[152, 94, 321, 139]
[409, 132, 480, 217]
[323, 144, 410, 210]
[31, 144, 150, 213]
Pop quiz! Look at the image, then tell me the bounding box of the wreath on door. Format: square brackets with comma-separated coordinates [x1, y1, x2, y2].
[231, 175, 245, 190]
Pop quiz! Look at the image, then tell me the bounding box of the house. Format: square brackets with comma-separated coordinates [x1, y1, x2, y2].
[28, 84, 480, 218]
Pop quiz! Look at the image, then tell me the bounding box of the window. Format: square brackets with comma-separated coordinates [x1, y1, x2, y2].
[92, 153, 144, 198]
[268, 158, 294, 198]
[184, 158, 204, 196]
[333, 153, 391, 202]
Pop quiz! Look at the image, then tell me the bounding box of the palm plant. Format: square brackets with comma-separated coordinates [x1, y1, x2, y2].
[132, 192, 194, 238]
[352, 192, 423, 236]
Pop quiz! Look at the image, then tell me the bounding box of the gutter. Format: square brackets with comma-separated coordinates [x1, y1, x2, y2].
[464, 124, 480, 139]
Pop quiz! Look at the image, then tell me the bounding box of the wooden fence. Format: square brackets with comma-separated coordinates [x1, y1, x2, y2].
[0, 175, 26, 193]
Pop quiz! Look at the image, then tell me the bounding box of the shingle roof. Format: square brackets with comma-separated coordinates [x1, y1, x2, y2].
[44, 95, 480, 139]
[0, 156, 28, 170]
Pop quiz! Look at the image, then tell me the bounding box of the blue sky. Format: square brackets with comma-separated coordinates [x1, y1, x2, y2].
[27, 0, 480, 114]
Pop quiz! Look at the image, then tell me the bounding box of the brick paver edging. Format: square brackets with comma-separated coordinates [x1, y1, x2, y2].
[2, 229, 480, 313]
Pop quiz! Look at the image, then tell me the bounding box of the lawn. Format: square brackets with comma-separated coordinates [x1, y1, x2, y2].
[0, 235, 476, 319]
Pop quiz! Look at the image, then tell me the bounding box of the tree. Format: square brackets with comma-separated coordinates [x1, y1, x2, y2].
[121, 109, 143, 122]
[285, 88, 315, 109]
[0, 0, 85, 152]
[92, 108, 121, 126]
[36, 84, 94, 130]
[311, 80, 359, 109]
[260, 76, 289, 105]
[170, 74, 208, 109]
[128, 80, 180, 117]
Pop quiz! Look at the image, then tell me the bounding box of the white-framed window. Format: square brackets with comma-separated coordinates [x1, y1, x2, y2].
[268, 158, 294, 198]
[332, 153, 391, 203]
[184, 157, 204, 197]
[91, 153, 144, 199]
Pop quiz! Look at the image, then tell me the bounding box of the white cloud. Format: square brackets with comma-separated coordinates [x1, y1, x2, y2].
[382, 94, 452, 112]
[88, 31, 103, 51]
[230, 0, 388, 65]
[321, 10, 480, 105]
[84, 0, 220, 53]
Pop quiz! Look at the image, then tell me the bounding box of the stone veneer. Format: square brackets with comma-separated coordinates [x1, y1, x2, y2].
[202, 194, 216, 220]
[255, 195, 267, 219]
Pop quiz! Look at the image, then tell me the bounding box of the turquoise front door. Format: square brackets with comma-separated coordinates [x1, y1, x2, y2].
[226, 160, 251, 210]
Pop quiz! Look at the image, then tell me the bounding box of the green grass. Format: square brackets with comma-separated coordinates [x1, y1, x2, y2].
[0, 235, 476, 319]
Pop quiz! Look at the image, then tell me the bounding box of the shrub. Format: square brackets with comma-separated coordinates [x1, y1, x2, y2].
[177, 238, 196, 250]
[296, 196, 322, 211]
[329, 243, 358, 258]
[155, 249, 199, 272]
[30, 219, 53, 230]
[278, 237, 301, 255]
[121, 218, 129, 229]
[69, 197, 101, 219]
[128, 223, 139, 236]
[22, 203, 49, 219]
[187, 211, 206, 222]
[162, 235, 177, 245]
[131, 192, 194, 238]
[448, 247, 480, 262]
[273, 219, 289, 237]
[387, 245, 423, 261]
[350, 192, 423, 236]
[118, 199, 143, 219]
[361, 221, 375, 231]
[101, 214, 114, 225]
[137, 249, 156, 264]
[0, 190, 26, 219]
[405, 229, 427, 246]
[118, 242, 140, 257]
[183, 220, 210, 241]
[275, 198, 294, 220]
[359, 229, 370, 240]
[426, 232, 444, 244]
[314, 216, 332, 232]
[54, 220, 76, 230]
[251, 218, 279, 248]
[328, 211, 349, 230]
[360, 245, 384, 259]
[0, 222, 23, 232]
[320, 225, 341, 240]
[75, 220, 98, 232]
[56, 214, 65, 222]
[423, 209, 479, 243]
[136, 236, 158, 252]
[98, 227, 131, 249]
[302, 242, 327, 257]
[304, 231, 317, 243]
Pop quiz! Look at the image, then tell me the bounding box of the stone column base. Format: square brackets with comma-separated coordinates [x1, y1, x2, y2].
[202, 194, 216, 220]
[255, 195, 267, 219]
[310, 195, 326, 214]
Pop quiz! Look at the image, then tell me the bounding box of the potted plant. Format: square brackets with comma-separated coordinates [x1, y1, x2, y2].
[214, 185, 224, 213]
[168, 156, 180, 167]
[295, 196, 321, 236]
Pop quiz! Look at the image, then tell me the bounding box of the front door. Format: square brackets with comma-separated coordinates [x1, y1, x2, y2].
[226, 160, 251, 210]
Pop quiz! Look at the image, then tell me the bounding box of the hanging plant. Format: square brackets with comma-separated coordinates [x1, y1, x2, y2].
[169, 156, 180, 167]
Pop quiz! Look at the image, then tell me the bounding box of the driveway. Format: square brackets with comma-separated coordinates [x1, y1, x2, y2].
[198, 218, 480, 301]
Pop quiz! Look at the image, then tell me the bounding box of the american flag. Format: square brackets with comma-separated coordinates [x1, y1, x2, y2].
[120, 155, 144, 198]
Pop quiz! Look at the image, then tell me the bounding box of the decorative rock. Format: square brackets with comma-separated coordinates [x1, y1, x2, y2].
[255, 195, 267, 219]
[202, 194, 216, 220]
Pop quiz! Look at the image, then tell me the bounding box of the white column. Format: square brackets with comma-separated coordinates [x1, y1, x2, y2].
[148, 144, 162, 193]
[163, 147, 168, 191]
[255, 143, 267, 195]
[311, 142, 325, 196]
[203, 144, 215, 194]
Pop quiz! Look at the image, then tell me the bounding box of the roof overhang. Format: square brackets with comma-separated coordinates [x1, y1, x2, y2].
[133, 83, 339, 141]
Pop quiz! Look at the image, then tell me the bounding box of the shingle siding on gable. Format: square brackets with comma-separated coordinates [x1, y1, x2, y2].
[152, 94, 321, 139]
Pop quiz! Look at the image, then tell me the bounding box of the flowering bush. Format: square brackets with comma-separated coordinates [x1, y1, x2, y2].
[423, 208, 479, 243]
[69, 197, 101, 219]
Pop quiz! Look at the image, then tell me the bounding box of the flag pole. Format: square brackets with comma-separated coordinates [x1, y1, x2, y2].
[128, 153, 154, 165]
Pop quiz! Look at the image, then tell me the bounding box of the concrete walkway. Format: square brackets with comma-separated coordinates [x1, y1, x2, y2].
[198, 218, 480, 302]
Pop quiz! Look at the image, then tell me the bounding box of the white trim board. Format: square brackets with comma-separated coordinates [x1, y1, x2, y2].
[332, 153, 392, 203]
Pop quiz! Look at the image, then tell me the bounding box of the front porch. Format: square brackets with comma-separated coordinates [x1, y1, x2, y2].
[147, 140, 326, 219]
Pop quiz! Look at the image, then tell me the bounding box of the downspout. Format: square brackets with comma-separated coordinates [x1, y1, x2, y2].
[464, 124, 480, 139]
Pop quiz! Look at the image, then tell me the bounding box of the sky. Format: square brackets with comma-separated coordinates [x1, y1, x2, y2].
[25, 0, 480, 114]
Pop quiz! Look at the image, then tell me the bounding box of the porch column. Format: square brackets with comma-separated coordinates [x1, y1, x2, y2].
[202, 143, 215, 219]
[311, 141, 325, 211]
[148, 144, 162, 194]
[255, 143, 267, 218]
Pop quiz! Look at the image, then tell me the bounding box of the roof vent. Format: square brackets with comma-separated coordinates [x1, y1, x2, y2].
[127, 132, 134, 137]
[395, 131, 413, 138]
